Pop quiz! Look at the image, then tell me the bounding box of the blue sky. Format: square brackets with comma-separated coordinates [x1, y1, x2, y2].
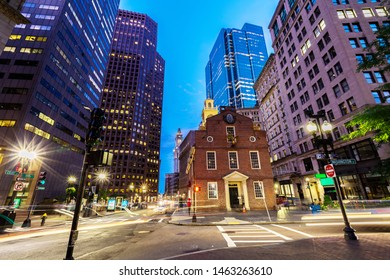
[119, 1, 279, 193]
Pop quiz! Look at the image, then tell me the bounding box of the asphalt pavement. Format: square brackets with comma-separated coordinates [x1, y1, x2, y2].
[2, 206, 390, 260]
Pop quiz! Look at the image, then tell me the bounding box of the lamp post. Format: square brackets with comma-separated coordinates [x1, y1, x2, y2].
[19, 149, 38, 228]
[305, 178, 314, 204]
[306, 111, 358, 241]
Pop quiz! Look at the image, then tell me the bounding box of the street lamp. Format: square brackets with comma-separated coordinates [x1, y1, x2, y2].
[305, 178, 314, 204]
[306, 111, 358, 240]
[66, 176, 77, 204]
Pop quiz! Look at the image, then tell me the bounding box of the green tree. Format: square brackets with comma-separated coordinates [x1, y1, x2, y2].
[344, 105, 390, 144]
[65, 186, 76, 203]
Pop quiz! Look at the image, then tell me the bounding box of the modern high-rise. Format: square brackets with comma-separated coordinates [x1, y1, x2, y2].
[94, 10, 165, 203]
[0, 0, 119, 207]
[0, 0, 29, 55]
[205, 23, 269, 109]
[261, 0, 390, 202]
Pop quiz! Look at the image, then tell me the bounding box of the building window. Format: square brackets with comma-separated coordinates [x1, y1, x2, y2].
[363, 72, 375, 83]
[206, 151, 216, 170]
[249, 151, 261, 169]
[327, 110, 335, 121]
[254, 181, 265, 199]
[374, 71, 386, 83]
[362, 8, 375, 17]
[375, 7, 388, 17]
[347, 97, 357, 111]
[369, 22, 379, 32]
[208, 182, 218, 199]
[303, 158, 314, 171]
[228, 151, 239, 169]
[343, 24, 352, 32]
[226, 126, 236, 143]
[352, 23, 362, 32]
[359, 38, 368, 48]
[349, 39, 359, 48]
[339, 102, 348, 116]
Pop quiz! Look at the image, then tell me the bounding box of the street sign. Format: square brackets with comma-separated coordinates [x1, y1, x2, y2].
[14, 182, 25, 191]
[330, 159, 357, 165]
[5, 170, 19, 175]
[315, 173, 327, 179]
[21, 173, 34, 179]
[36, 186, 45, 190]
[325, 164, 336, 178]
[315, 153, 326, 160]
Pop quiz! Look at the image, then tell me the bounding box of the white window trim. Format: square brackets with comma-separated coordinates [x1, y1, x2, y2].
[228, 151, 239, 169]
[208, 182, 218, 199]
[206, 151, 217, 170]
[254, 181, 265, 199]
[250, 151, 261, 169]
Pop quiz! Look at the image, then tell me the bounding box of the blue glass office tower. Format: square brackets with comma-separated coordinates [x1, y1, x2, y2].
[0, 0, 119, 206]
[206, 23, 268, 108]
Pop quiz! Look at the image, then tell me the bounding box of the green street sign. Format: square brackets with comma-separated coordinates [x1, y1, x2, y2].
[5, 170, 19, 175]
[315, 173, 327, 179]
[331, 159, 357, 165]
[37, 186, 45, 190]
[21, 173, 34, 179]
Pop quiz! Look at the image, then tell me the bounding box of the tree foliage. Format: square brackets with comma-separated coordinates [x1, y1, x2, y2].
[344, 105, 390, 144]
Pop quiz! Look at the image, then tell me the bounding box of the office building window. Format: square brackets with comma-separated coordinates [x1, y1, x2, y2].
[362, 8, 375, 17]
[352, 23, 362, 32]
[339, 102, 348, 116]
[349, 39, 359, 48]
[303, 158, 314, 171]
[374, 71, 386, 83]
[364, 72, 375, 83]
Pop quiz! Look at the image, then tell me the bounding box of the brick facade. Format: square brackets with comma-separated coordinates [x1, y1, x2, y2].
[178, 107, 275, 211]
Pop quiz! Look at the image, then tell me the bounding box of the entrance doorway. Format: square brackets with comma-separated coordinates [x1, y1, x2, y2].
[229, 186, 240, 209]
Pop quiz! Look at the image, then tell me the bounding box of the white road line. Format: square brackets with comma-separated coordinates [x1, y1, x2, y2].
[271, 224, 314, 238]
[254, 225, 293, 241]
[230, 235, 277, 238]
[217, 226, 236, 247]
[306, 221, 390, 226]
[234, 240, 285, 243]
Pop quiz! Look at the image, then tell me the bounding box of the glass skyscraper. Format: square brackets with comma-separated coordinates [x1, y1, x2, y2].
[0, 0, 119, 206]
[92, 10, 165, 202]
[205, 23, 268, 108]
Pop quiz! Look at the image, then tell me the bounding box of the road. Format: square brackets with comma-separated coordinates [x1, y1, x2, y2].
[0, 209, 389, 260]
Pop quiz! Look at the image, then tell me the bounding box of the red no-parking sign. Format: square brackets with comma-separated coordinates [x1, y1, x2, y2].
[325, 164, 336, 178]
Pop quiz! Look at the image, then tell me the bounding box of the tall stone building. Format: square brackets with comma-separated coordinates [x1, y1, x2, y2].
[261, 0, 390, 202]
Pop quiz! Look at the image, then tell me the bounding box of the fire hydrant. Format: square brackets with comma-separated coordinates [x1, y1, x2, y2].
[41, 213, 47, 226]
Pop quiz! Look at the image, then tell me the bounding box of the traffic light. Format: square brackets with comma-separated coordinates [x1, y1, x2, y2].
[38, 171, 47, 186]
[87, 108, 106, 146]
[194, 186, 201, 192]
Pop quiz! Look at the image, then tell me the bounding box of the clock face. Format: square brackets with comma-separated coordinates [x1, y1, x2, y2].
[225, 113, 235, 124]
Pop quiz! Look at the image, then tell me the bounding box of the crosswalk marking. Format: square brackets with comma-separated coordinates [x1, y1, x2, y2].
[217, 224, 293, 247]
